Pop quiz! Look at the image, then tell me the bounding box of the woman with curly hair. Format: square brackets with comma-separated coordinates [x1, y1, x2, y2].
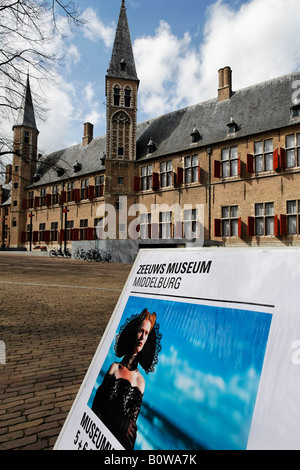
[91, 308, 162, 450]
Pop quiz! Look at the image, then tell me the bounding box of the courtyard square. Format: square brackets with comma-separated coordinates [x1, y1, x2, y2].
[0, 254, 131, 450]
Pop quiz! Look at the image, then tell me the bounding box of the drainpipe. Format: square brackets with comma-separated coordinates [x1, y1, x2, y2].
[207, 146, 212, 241]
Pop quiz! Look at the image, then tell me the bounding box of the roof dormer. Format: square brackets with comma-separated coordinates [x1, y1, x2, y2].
[147, 136, 157, 154]
[73, 161, 82, 173]
[190, 125, 201, 143]
[227, 115, 239, 134]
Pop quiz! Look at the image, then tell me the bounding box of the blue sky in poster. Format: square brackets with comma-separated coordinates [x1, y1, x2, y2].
[89, 296, 272, 450]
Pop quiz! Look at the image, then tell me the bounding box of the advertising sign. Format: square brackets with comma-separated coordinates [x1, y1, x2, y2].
[55, 248, 300, 451]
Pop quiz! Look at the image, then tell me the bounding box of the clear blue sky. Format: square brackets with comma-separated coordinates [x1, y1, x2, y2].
[6, 0, 300, 156]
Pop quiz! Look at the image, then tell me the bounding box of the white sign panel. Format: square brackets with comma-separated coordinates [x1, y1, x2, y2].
[55, 248, 300, 451]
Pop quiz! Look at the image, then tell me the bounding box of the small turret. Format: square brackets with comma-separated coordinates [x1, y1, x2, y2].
[10, 74, 39, 248]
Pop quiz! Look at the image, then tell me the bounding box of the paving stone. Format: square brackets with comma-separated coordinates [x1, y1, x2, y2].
[0, 254, 130, 450]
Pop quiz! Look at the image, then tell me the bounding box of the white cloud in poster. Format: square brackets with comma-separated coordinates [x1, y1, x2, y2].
[146, 344, 261, 449]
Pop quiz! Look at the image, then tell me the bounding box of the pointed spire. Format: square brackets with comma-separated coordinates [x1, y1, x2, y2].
[14, 74, 38, 131]
[107, 0, 139, 82]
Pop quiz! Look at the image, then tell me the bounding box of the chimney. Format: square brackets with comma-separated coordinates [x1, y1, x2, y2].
[218, 66, 232, 102]
[5, 164, 12, 185]
[82, 122, 94, 146]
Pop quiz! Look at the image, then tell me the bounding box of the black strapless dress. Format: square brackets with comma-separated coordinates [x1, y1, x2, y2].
[91, 373, 143, 450]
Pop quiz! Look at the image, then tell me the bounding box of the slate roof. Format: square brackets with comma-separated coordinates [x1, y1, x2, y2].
[0, 184, 11, 207]
[1, 196, 11, 207]
[14, 74, 38, 131]
[28, 69, 300, 188]
[106, 0, 139, 82]
[136, 69, 300, 161]
[29, 135, 107, 188]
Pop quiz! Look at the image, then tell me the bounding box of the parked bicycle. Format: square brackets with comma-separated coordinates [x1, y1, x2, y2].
[102, 251, 112, 263]
[74, 247, 87, 260]
[49, 247, 71, 258]
[85, 248, 102, 262]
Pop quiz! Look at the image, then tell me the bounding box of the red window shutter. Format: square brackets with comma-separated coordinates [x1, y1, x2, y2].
[100, 184, 104, 197]
[60, 230, 65, 242]
[247, 154, 254, 174]
[279, 148, 286, 169]
[248, 217, 255, 237]
[198, 166, 201, 183]
[46, 194, 52, 207]
[87, 227, 94, 241]
[73, 189, 80, 203]
[238, 156, 242, 176]
[73, 228, 80, 241]
[214, 219, 221, 237]
[34, 196, 40, 208]
[274, 148, 286, 170]
[21, 232, 27, 243]
[88, 185, 95, 200]
[33, 231, 39, 242]
[273, 148, 280, 170]
[60, 191, 66, 205]
[22, 199, 27, 211]
[280, 214, 287, 236]
[152, 172, 159, 190]
[214, 161, 221, 178]
[44, 231, 51, 243]
[133, 176, 140, 192]
[177, 167, 184, 185]
[274, 215, 279, 237]
[238, 217, 242, 237]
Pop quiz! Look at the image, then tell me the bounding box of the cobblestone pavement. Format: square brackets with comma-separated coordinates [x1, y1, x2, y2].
[0, 254, 131, 450]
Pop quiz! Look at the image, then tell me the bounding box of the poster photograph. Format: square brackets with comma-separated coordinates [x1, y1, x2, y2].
[87, 297, 271, 451]
[54, 248, 300, 451]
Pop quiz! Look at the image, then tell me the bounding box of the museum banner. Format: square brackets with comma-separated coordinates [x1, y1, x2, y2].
[55, 248, 300, 450]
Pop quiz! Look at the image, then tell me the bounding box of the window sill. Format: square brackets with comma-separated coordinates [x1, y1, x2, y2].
[184, 181, 200, 186]
[221, 236, 241, 240]
[253, 169, 274, 176]
[220, 175, 239, 181]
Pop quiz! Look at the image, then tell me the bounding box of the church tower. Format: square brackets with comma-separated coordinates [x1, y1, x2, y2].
[106, 0, 139, 162]
[10, 74, 39, 248]
[105, 0, 139, 216]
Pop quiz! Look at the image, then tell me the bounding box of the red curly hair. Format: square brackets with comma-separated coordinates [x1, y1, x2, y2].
[139, 309, 156, 332]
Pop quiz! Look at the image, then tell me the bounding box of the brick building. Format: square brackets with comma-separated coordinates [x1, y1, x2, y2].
[1, 0, 300, 261]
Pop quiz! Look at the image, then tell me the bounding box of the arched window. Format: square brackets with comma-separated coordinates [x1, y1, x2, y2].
[125, 87, 132, 108]
[24, 130, 30, 144]
[111, 111, 131, 160]
[113, 85, 121, 106]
